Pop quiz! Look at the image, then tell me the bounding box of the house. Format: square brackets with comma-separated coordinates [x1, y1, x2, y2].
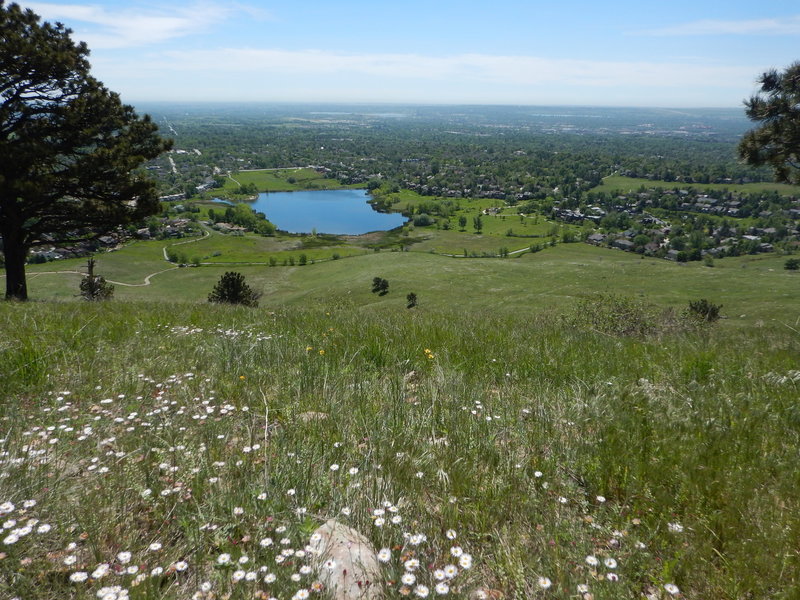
[612, 239, 635, 251]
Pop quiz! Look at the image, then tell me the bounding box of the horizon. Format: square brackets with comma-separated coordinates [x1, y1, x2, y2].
[18, 0, 800, 108]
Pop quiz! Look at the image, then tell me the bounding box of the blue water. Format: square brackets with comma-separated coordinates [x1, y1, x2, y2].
[248, 189, 405, 235]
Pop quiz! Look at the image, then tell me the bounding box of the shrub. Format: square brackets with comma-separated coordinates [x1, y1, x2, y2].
[371, 277, 389, 296]
[688, 299, 722, 322]
[563, 293, 686, 337]
[784, 258, 799, 270]
[208, 272, 260, 307]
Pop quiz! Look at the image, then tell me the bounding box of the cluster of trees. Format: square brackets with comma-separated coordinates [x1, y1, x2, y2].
[206, 204, 276, 236]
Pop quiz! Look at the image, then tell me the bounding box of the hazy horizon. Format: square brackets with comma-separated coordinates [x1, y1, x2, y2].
[19, 0, 800, 108]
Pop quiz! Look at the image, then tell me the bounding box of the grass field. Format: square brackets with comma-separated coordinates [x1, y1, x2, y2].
[598, 175, 800, 196]
[1, 291, 799, 599]
[219, 168, 358, 195]
[19, 239, 800, 326]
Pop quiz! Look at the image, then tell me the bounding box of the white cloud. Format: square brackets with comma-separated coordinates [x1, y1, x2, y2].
[155, 48, 754, 90]
[640, 15, 800, 36]
[89, 47, 755, 106]
[21, 2, 261, 48]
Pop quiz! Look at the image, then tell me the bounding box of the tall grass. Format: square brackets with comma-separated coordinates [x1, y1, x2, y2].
[0, 300, 798, 599]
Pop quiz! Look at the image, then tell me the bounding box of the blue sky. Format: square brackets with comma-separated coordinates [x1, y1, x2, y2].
[19, 0, 800, 107]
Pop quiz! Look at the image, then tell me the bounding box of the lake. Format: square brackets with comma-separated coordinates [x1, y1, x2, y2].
[248, 189, 406, 235]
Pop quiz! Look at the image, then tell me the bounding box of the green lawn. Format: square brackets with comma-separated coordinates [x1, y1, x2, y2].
[220, 167, 359, 194]
[599, 174, 800, 195]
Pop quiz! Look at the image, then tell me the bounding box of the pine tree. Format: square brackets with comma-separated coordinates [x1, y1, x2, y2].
[0, 2, 172, 300]
[738, 62, 800, 185]
[208, 272, 261, 307]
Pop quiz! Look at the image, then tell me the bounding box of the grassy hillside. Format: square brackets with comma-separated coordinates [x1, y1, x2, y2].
[1, 299, 799, 599]
[21, 241, 800, 325]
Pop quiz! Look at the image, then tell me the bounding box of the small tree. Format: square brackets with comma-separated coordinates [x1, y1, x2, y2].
[785, 258, 800, 270]
[406, 292, 418, 308]
[458, 215, 467, 230]
[371, 277, 389, 296]
[79, 258, 114, 301]
[473, 214, 483, 233]
[208, 272, 260, 307]
[688, 299, 722, 322]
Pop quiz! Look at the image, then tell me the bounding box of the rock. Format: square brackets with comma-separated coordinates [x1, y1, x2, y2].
[297, 411, 329, 423]
[469, 589, 504, 600]
[309, 519, 382, 600]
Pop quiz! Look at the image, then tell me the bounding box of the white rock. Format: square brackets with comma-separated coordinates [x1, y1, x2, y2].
[309, 519, 382, 599]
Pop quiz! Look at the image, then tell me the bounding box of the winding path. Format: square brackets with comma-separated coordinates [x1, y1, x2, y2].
[21, 227, 212, 287]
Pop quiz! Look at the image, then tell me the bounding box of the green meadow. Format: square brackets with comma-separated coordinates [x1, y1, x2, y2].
[599, 174, 800, 195]
[3, 170, 800, 599]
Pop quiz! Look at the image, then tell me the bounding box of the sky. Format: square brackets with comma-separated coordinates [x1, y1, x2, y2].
[17, 0, 800, 107]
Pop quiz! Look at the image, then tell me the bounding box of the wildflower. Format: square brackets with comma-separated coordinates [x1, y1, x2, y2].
[91, 563, 110, 579]
[577, 584, 590, 593]
[391, 515, 402, 525]
[36, 523, 51, 533]
[449, 546, 463, 558]
[664, 583, 680, 595]
[667, 522, 684, 533]
[606, 573, 619, 582]
[445, 529, 457, 540]
[374, 517, 385, 527]
[414, 585, 430, 597]
[443, 564, 458, 579]
[585, 555, 599, 566]
[117, 551, 132, 564]
[217, 553, 232, 565]
[401, 573, 416, 585]
[435, 582, 449, 595]
[348, 467, 359, 475]
[458, 553, 473, 569]
[260, 537, 274, 547]
[238, 555, 249, 565]
[329, 463, 339, 471]
[150, 567, 163, 576]
[341, 507, 351, 516]
[378, 548, 391, 563]
[200, 582, 212, 592]
[295, 590, 310, 600]
[257, 493, 268, 500]
[265, 573, 277, 583]
[233, 507, 244, 515]
[321, 560, 335, 571]
[604, 557, 617, 569]
[174, 561, 188, 571]
[287, 489, 296, 496]
[148, 542, 162, 552]
[404, 558, 420, 571]
[64, 555, 78, 566]
[232, 570, 245, 582]
[70, 571, 89, 582]
[538, 577, 552, 589]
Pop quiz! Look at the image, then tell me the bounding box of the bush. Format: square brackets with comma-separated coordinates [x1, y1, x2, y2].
[371, 277, 389, 296]
[208, 272, 260, 307]
[563, 293, 691, 337]
[784, 258, 800, 270]
[688, 299, 722, 322]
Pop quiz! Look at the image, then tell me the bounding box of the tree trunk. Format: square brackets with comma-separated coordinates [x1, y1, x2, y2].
[1, 230, 28, 301]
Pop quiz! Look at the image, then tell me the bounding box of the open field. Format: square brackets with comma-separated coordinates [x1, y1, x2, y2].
[220, 168, 358, 194]
[598, 175, 800, 196]
[20, 240, 800, 326]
